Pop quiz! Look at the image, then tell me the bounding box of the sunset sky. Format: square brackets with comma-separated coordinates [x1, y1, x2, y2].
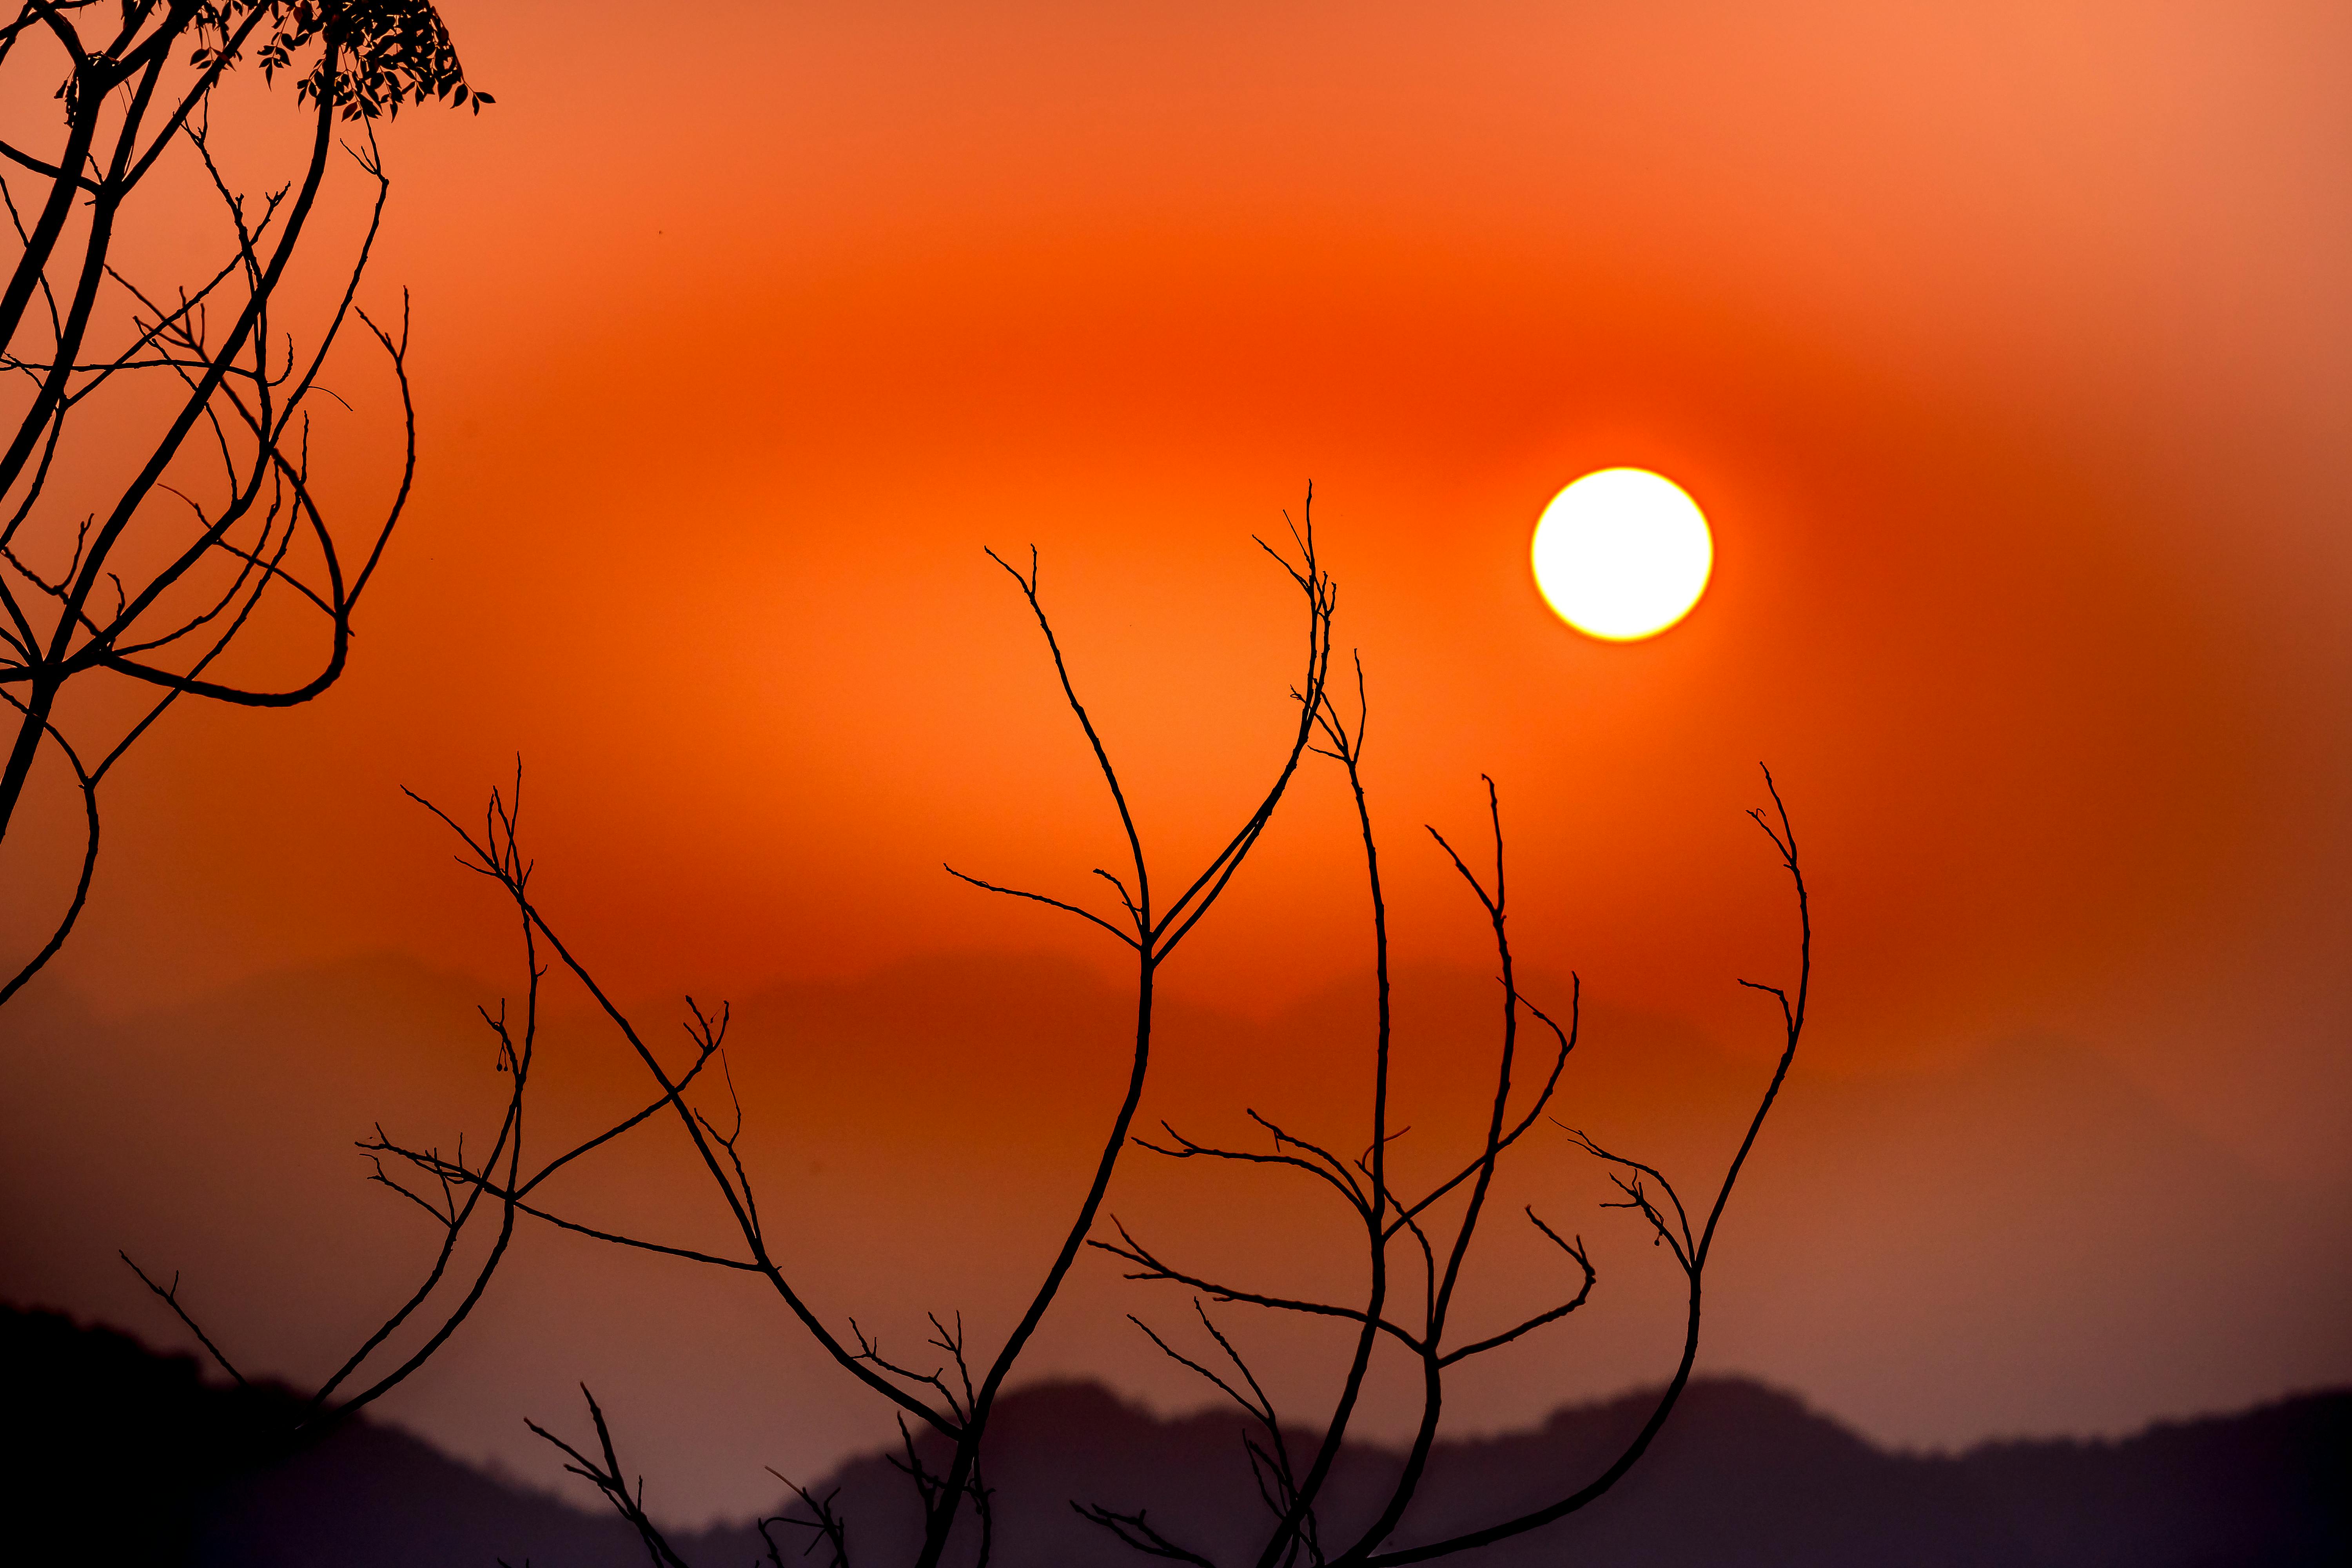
[4, 0, 2349, 1526]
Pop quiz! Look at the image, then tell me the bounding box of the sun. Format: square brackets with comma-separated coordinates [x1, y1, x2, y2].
[1530, 468, 1713, 641]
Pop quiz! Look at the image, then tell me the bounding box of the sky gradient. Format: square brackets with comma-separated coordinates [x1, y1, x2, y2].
[3, 0, 2348, 1525]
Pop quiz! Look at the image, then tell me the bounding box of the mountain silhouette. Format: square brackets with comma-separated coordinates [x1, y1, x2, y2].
[9, 949, 2347, 1514]
[5, 1303, 2343, 1567]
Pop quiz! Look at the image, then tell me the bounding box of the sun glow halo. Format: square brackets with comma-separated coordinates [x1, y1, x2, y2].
[1530, 468, 1713, 641]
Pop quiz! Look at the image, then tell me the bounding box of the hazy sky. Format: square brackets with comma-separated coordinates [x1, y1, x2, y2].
[3, 0, 2348, 1524]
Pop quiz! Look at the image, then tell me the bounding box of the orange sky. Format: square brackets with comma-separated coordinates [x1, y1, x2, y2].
[4, 0, 2350, 1524]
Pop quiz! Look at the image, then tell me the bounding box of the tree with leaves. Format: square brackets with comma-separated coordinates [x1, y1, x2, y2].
[0, 0, 485, 1005]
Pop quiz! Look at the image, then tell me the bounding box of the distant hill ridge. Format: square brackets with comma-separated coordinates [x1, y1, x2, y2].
[4, 1303, 2344, 1567]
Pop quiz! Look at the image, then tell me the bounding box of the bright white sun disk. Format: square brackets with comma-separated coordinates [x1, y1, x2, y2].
[1530, 468, 1712, 641]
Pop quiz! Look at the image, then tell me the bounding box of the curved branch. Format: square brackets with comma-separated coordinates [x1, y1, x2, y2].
[1354, 768, 1809, 1566]
[1436, 1214, 1593, 1367]
[985, 543, 1154, 931]
[1135, 1118, 1368, 1215]
[0, 685, 96, 1004]
[945, 863, 1139, 948]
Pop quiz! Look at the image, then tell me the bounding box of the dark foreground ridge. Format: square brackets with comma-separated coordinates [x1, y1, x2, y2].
[5, 1303, 2345, 1567]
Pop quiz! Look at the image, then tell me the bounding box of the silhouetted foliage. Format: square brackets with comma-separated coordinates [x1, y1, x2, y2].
[189, 0, 486, 119]
[0, 0, 483, 1004]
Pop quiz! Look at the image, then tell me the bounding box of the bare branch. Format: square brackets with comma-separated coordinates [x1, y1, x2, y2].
[1135, 1116, 1368, 1215]
[1436, 1215, 1594, 1366]
[761, 1471, 851, 1568]
[118, 1252, 246, 1387]
[1071, 1502, 1220, 1566]
[945, 862, 1140, 948]
[527, 1387, 695, 1568]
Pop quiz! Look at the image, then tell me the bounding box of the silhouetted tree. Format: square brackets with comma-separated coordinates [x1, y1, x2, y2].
[383, 528, 1343, 1568]
[126, 521, 1340, 1567]
[127, 519, 1809, 1568]
[0, 0, 485, 1004]
[119, 768, 544, 1443]
[1069, 668, 1810, 1566]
